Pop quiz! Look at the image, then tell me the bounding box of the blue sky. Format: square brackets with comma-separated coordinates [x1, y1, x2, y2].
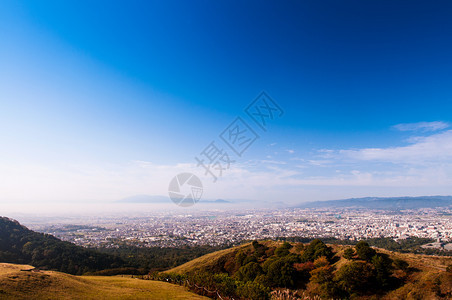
[1, 0, 452, 207]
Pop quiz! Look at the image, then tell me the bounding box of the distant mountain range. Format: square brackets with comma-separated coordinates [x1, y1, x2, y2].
[117, 195, 170, 203]
[297, 196, 452, 210]
[117, 195, 232, 204]
[117, 195, 452, 210]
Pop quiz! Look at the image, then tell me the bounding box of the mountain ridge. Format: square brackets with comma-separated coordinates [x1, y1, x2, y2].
[297, 195, 452, 209]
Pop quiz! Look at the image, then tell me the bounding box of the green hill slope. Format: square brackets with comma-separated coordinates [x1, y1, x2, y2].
[164, 243, 250, 275]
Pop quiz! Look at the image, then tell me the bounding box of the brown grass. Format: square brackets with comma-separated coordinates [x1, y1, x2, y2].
[0, 263, 208, 299]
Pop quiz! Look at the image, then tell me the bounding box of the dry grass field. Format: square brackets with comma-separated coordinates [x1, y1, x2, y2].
[0, 263, 208, 300]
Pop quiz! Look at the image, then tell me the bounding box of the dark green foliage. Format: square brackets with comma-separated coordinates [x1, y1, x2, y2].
[343, 247, 355, 259]
[213, 273, 236, 296]
[355, 241, 377, 261]
[365, 237, 434, 251]
[371, 253, 393, 288]
[235, 249, 247, 267]
[294, 242, 305, 253]
[252, 240, 260, 249]
[0, 217, 123, 275]
[263, 254, 300, 288]
[0, 217, 226, 275]
[236, 262, 262, 282]
[160, 240, 410, 299]
[261, 255, 278, 274]
[274, 242, 292, 257]
[243, 254, 258, 265]
[282, 236, 452, 256]
[364, 237, 451, 256]
[335, 261, 375, 295]
[300, 239, 333, 262]
[266, 257, 297, 288]
[393, 258, 409, 271]
[237, 281, 270, 300]
[307, 265, 344, 299]
[168, 271, 270, 300]
[253, 241, 269, 258]
[96, 244, 227, 272]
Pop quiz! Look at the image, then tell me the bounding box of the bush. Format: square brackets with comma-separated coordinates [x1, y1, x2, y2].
[275, 242, 293, 257]
[371, 253, 393, 288]
[301, 239, 333, 262]
[237, 281, 270, 300]
[355, 241, 376, 261]
[236, 262, 262, 282]
[335, 261, 375, 295]
[343, 247, 355, 260]
[266, 257, 298, 288]
[393, 258, 409, 271]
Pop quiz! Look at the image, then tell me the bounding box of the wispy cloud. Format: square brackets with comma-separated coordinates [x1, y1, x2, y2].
[340, 130, 452, 164]
[392, 121, 449, 132]
[260, 160, 287, 165]
[308, 159, 333, 166]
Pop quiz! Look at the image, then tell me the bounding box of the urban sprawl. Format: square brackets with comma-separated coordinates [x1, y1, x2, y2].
[30, 208, 452, 251]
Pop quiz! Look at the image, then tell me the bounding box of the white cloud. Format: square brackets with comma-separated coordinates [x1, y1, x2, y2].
[260, 160, 287, 165]
[392, 121, 449, 132]
[308, 159, 333, 166]
[340, 130, 452, 164]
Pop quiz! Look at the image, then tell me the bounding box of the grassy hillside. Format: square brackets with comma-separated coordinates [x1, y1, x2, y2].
[0, 263, 207, 299]
[168, 241, 452, 274]
[164, 240, 452, 299]
[166, 240, 282, 275]
[332, 245, 452, 299]
[165, 243, 251, 275]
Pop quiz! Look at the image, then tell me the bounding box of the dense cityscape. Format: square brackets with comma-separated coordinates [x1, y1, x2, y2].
[27, 207, 452, 251]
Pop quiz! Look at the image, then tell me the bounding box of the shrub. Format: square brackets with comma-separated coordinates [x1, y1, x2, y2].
[343, 247, 355, 260]
[355, 241, 376, 261]
[236, 262, 263, 282]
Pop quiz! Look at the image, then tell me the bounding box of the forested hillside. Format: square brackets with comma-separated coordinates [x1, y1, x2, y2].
[162, 240, 452, 299]
[0, 217, 230, 276]
[0, 217, 124, 275]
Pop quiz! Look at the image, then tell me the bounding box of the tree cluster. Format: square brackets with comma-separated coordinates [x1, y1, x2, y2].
[0, 217, 123, 275]
[163, 239, 416, 299]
